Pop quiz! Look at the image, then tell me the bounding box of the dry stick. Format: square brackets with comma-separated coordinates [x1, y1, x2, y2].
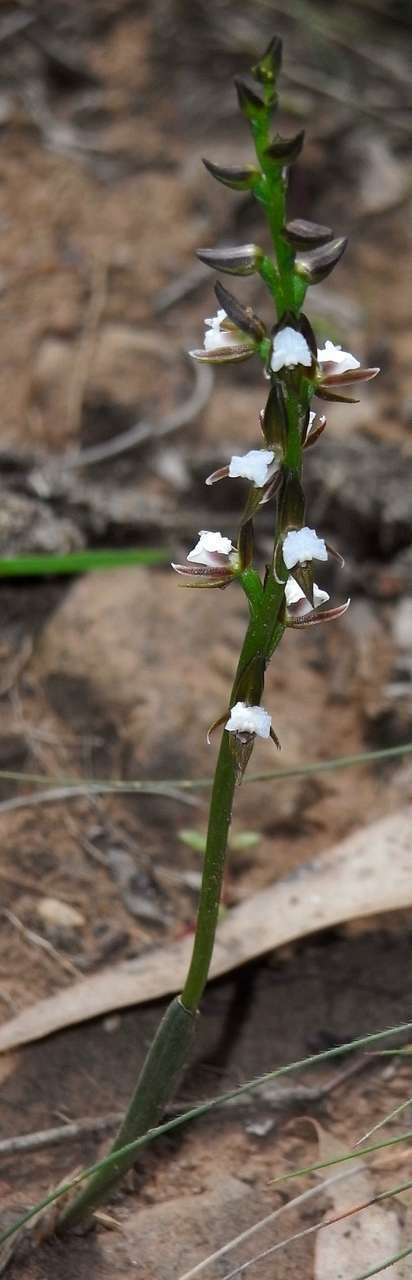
[0, 781, 197, 816]
[3, 910, 82, 982]
[0, 1115, 123, 1160]
[0, 1058, 365, 1165]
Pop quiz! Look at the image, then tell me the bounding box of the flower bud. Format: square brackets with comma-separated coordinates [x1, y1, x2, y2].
[265, 130, 305, 165]
[261, 383, 288, 451]
[295, 237, 347, 284]
[278, 471, 305, 535]
[284, 218, 333, 249]
[215, 281, 266, 342]
[238, 518, 254, 571]
[234, 77, 266, 121]
[202, 158, 260, 191]
[251, 35, 283, 85]
[197, 244, 264, 277]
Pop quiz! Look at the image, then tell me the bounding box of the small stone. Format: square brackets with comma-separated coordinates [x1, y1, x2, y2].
[37, 898, 85, 931]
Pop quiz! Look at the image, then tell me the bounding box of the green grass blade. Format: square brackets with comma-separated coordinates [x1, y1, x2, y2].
[0, 1020, 411, 1250]
[270, 1127, 412, 1185]
[0, 740, 410, 799]
[0, 549, 169, 576]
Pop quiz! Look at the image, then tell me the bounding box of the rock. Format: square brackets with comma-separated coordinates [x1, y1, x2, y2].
[36, 898, 85, 933]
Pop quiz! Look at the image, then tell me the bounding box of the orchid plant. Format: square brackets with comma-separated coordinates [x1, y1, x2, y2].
[56, 36, 379, 1231]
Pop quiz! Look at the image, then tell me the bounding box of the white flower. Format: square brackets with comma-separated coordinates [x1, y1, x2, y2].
[225, 702, 271, 739]
[317, 340, 360, 374]
[283, 527, 328, 569]
[187, 530, 234, 567]
[270, 327, 312, 373]
[285, 576, 329, 617]
[204, 309, 239, 353]
[228, 449, 274, 488]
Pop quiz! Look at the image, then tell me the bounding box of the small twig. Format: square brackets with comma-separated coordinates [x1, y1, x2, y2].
[0, 1114, 123, 1161]
[3, 910, 82, 981]
[0, 781, 197, 816]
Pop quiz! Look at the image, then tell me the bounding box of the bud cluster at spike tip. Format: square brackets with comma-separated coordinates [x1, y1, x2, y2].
[171, 32, 380, 761]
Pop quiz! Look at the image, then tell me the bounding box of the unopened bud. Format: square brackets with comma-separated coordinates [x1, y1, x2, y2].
[197, 244, 264, 277]
[261, 383, 288, 450]
[278, 471, 305, 535]
[234, 77, 266, 121]
[284, 219, 333, 249]
[265, 130, 305, 165]
[215, 281, 266, 342]
[252, 35, 283, 84]
[202, 158, 260, 191]
[295, 237, 347, 284]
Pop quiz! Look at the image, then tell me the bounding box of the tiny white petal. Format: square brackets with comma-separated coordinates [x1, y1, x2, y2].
[313, 583, 330, 608]
[187, 529, 233, 567]
[203, 308, 246, 354]
[270, 327, 312, 373]
[205, 308, 228, 330]
[225, 701, 272, 739]
[317, 339, 360, 374]
[228, 449, 274, 488]
[307, 410, 316, 435]
[283, 527, 328, 570]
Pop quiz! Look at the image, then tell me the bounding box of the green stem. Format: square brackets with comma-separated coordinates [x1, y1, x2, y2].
[58, 998, 196, 1231]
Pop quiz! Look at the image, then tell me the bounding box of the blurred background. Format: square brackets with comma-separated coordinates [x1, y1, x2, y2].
[0, 0, 410, 1039]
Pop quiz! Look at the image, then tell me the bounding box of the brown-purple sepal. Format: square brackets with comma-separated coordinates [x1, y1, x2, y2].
[189, 344, 256, 365]
[286, 598, 350, 627]
[320, 367, 380, 386]
[171, 563, 235, 589]
[215, 281, 267, 342]
[302, 413, 327, 448]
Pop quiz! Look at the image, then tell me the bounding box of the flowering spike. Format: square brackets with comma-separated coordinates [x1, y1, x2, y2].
[214, 281, 266, 342]
[284, 218, 333, 249]
[202, 158, 260, 191]
[295, 237, 347, 284]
